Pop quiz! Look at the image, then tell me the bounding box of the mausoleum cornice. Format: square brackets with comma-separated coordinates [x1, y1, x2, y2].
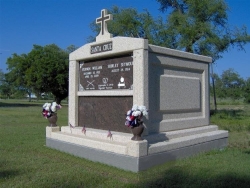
[148, 44, 212, 63]
[69, 37, 148, 61]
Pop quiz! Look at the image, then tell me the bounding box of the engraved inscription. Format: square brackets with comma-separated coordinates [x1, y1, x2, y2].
[90, 42, 112, 54]
[79, 55, 133, 90]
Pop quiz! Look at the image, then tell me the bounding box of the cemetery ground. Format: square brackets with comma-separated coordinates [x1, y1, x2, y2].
[0, 99, 250, 187]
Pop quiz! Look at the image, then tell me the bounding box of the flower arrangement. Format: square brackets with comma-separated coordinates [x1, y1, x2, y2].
[125, 104, 148, 127]
[42, 102, 62, 119]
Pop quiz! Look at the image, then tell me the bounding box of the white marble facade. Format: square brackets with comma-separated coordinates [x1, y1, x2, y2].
[69, 36, 211, 135]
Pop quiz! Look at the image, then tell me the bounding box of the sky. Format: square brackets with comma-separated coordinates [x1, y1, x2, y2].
[0, 0, 249, 79]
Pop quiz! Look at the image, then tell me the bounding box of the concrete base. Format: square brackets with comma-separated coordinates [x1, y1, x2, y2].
[46, 125, 228, 172]
[46, 137, 227, 172]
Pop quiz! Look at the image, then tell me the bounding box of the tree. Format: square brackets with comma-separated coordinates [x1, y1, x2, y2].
[26, 44, 69, 104]
[156, 0, 250, 60]
[0, 69, 13, 99]
[6, 44, 74, 103]
[0, 69, 4, 85]
[0, 82, 12, 99]
[89, 1, 250, 60]
[210, 69, 249, 102]
[88, 6, 161, 44]
[5, 53, 33, 101]
[244, 78, 250, 103]
[220, 68, 245, 100]
[211, 73, 225, 98]
[66, 45, 78, 53]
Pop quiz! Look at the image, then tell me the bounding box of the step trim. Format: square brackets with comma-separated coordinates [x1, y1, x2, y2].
[50, 132, 128, 155]
[145, 125, 218, 143]
[148, 130, 228, 154]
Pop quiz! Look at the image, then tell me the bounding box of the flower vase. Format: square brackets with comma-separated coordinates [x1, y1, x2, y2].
[48, 113, 58, 127]
[131, 122, 144, 141]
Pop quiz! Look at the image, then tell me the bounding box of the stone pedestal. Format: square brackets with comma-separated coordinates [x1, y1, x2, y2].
[46, 126, 60, 137]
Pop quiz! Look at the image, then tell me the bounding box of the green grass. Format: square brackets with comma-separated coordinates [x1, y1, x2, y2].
[210, 104, 250, 150]
[210, 105, 250, 131]
[1, 99, 250, 187]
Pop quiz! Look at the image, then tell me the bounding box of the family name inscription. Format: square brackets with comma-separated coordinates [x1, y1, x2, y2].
[90, 42, 112, 54]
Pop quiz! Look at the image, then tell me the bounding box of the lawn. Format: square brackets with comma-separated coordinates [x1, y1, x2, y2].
[0, 99, 250, 187]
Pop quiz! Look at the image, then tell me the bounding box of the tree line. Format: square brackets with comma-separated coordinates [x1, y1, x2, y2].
[0, 0, 250, 103]
[0, 44, 77, 103]
[211, 68, 250, 103]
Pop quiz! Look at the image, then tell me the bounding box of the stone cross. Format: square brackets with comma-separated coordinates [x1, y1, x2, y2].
[96, 9, 113, 41]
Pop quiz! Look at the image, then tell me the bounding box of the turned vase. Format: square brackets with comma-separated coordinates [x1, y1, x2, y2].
[48, 113, 58, 127]
[131, 123, 144, 141]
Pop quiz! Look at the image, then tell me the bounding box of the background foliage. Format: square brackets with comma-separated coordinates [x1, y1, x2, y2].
[90, 0, 250, 62]
[0, 45, 77, 103]
[211, 68, 249, 103]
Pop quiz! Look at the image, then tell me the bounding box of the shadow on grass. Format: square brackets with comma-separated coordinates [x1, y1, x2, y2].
[0, 170, 20, 180]
[138, 168, 250, 188]
[244, 150, 250, 155]
[210, 109, 244, 120]
[0, 101, 42, 107]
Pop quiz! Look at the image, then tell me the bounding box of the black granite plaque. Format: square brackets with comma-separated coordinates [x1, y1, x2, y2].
[78, 96, 133, 133]
[79, 54, 133, 91]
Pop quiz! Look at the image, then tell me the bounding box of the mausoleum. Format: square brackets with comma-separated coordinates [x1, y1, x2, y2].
[46, 9, 228, 172]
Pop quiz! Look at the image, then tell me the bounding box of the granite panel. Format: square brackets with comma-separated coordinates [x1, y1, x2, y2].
[160, 75, 201, 112]
[78, 96, 133, 133]
[147, 51, 210, 133]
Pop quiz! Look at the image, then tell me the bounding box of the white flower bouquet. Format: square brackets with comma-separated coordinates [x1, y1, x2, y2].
[42, 102, 62, 118]
[125, 104, 148, 127]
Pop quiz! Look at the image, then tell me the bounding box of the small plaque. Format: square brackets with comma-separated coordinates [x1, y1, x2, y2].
[90, 42, 112, 54]
[79, 55, 133, 91]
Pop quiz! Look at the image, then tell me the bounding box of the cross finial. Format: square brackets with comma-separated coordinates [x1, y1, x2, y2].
[96, 9, 113, 42]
